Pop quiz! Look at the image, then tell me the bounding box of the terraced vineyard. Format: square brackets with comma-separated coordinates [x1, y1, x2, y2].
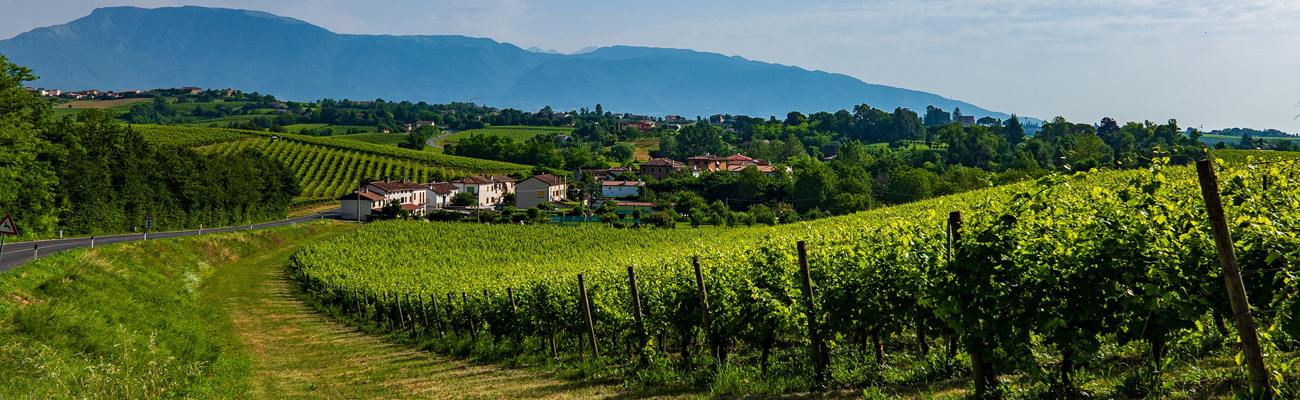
[203, 137, 455, 204]
[291, 153, 1300, 397]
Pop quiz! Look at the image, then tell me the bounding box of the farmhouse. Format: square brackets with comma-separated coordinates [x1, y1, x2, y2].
[639, 158, 686, 180]
[515, 174, 568, 209]
[451, 176, 515, 207]
[425, 182, 460, 210]
[601, 180, 644, 198]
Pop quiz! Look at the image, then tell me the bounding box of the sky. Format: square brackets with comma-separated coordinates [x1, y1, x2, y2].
[3, 0, 1299, 132]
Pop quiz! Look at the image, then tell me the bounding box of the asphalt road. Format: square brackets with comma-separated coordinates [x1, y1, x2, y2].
[426, 129, 457, 149]
[0, 209, 343, 273]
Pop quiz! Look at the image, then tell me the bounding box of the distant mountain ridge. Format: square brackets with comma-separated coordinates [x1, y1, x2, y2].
[0, 6, 1011, 119]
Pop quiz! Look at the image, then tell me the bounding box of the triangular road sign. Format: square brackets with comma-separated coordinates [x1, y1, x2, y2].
[0, 214, 17, 236]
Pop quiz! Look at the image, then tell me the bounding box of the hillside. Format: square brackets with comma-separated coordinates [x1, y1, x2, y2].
[0, 6, 1010, 120]
[135, 126, 531, 204]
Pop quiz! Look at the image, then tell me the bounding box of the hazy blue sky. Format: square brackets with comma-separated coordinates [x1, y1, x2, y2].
[3, 0, 1298, 132]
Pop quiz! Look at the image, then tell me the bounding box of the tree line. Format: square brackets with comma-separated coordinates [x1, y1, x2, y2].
[0, 56, 300, 238]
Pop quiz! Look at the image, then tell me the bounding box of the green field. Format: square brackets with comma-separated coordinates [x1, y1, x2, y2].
[292, 154, 1300, 398]
[440, 126, 574, 146]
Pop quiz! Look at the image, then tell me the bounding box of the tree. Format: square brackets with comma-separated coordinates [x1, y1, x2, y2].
[1066, 133, 1113, 171]
[400, 125, 439, 150]
[792, 160, 837, 212]
[884, 167, 938, 204]
[451, 192, 476, 207]
[609, 142, 636, 162]
[923, 106, 952, 126]
[1003, 115, 1026, 145]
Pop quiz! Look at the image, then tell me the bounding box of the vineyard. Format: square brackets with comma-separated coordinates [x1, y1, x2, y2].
[131, 125, 533, 204]
[200, 137, 459, 204]
[286, 153, 1300, 397]
[440, 126, 575, 146]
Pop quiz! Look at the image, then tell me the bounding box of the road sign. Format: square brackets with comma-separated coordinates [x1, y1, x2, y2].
[0, 214, 16, 236]
[144, 213, 154, 229]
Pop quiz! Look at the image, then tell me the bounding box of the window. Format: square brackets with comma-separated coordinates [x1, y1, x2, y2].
[536, 191, 544, 198]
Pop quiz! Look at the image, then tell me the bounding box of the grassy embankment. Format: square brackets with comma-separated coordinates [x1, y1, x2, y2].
[0, 222, 339, 398]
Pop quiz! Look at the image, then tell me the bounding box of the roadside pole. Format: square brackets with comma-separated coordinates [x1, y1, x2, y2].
[144, 213, 154, 241]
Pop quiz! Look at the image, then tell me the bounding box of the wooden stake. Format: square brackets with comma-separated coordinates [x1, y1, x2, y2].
[797, 241, 829, 383]
[693, 256, 718, 361]
[628, 266, 647, 362]
[463, 292, 477, 342]
[507, 287, 519, 339]
[418, 293, 430, 336]
[430, 294, 445, 337]
[578, 274, 600, 357]
[1197, 159, 1272, 398]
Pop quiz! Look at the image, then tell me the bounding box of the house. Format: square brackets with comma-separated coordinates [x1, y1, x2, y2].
[365, 180, 435, 217]
[727, 164, 780, 177]
[686, 154, 729, 172]
[490, 175, 517, 195]
[639, 158, 686, 180]
[337, 190, 386, 220]
[515, 174, 568, 209]
[619, 119, 658, 132]
[450, 176, 514, 207]
[959, 115, 976, 126]
[601, 181, 644, 198]
[181, 86, 202, 94]
[425, 182, 460, 210]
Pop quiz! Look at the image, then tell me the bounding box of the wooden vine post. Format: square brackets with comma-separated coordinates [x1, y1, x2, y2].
[446, 293, 456, 336]
[429, 293, 445, 337]
[507, 287, 519, 339]
[1196, 159, 1273, 398]
[797, 241, 829, 383]
[463, 292, 477, 341]
[693, 256, 719, 361]
[578, 274, 600, 357]
[627, 265, 647, 363]
[418, 293, 431, 337]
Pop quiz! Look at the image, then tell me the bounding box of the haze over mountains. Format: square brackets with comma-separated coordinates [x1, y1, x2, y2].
[0, 6, 1011, 119]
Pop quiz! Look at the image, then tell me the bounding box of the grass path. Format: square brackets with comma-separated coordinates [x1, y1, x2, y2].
[200, 225, 638, 399]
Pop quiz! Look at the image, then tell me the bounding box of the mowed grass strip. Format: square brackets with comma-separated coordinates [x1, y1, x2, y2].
[206, 223, 659, 399]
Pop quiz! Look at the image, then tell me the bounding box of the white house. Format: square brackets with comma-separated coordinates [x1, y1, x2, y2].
[451, 176, 515, 207]
[601, 180, 644, 198]
[425, 182, 460, 210]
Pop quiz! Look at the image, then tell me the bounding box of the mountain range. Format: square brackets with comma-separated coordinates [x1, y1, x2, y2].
[0, 6, 1011, 119]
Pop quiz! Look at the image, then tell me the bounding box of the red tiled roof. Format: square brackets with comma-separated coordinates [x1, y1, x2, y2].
[529, 174, 565, 186]
[369, 180, 428, 192]
[451, 176, 493, 184]
[601, 180, 645, 186]
[427, 183, 458, 194]
[338, 191, 385, 201]
[400, 204, 422, 211]
[687, 154, 728, 161]
[728, 165, 776, 173]
[726, 153, 755, 162]
[641, 158, 684, 168]
[490, 175, 517, 183]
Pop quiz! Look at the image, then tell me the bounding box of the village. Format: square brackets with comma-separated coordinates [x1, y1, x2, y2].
[337, 152, 787, 223]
